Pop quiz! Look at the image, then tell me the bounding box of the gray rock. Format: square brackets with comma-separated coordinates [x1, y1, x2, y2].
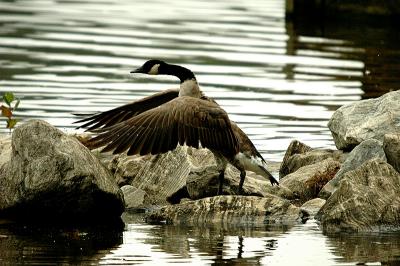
[279, 140, 312, 178]
[316, 159, 400, 232]
[328, 90, 400, 150]
[0, 120, 124, 222]
[280, 158, 340, 203]
[146, 195, 300, 226]
[279, 140, 344, 179]
[300, 198, 326, 220]
[98, 145, 282, 205]
[121, 185, 148, 210]
[186, 165, 294, 200]
[383, 133, 400, 173]
[109, 154, 149, 187]
[319, 139, 386, 199]
[104, 146, 215, 205]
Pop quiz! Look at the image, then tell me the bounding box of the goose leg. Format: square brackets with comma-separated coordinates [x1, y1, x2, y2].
[238, 169, 246, 194]
[218, 170, 225, 195]
[212, 151, 227, 196]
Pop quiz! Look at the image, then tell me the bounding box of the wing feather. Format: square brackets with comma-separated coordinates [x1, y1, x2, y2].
[75, 88, 179, 130]
[84, 96, 239, 157]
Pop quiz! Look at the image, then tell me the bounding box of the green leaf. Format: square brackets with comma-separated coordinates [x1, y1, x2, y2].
[14, 99, 20, 110]
[3, 92, 14, 106]
[6, 118, 18, 129]
[1, 105, 12, 118]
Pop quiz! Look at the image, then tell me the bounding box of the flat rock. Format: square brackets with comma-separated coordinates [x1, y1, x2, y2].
[319, 139, 386, 199]
[146, 195, 301, 226]
[316, 159, 400, 232]
[0, 120, 124, 222]
[280, 158, 340, 203]
[383, 133, 400, 173]
[328, 90, 400, 150]
[279, 140, 344, 179]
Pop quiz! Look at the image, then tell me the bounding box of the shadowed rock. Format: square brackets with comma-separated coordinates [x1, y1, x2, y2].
[146, 195, 300, 226]
[280, 158, 340, 203]
[0, 120, 124, 223]
[316, 159, 400, 232]
[279, 140, 344, 179]
[299, 198, 326, 221]
[186, 165, 293, 200]
[101, 146, 215, 205]
[319, 139, 386, 199]
[383, 133, 400, 173]
[95, 146, 281, 206]
[328, 90, 400, 150]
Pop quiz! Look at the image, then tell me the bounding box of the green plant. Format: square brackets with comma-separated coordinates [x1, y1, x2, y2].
[1, 92, 20, 131]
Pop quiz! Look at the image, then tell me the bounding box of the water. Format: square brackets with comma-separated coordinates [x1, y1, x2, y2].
[1, 0, 400, 265]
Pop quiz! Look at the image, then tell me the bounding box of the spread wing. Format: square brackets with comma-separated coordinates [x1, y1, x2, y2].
[74, 88, 179, 130]
[86, 96, 239, 156]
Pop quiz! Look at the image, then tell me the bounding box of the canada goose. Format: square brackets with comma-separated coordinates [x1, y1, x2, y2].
[75, 59, 279, 194]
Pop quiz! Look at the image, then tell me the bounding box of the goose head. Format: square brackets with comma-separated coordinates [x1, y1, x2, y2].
[130, 59, 196, 83]
[130, 59, 165, 75]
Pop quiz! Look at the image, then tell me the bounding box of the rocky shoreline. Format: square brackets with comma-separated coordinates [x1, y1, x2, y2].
[0, 90, 399, 232]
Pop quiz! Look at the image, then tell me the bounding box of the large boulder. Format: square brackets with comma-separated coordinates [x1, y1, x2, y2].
[316, 159, 400, 232]
[146, 195, 300, 226]
[0, 120, 124, 222]
[383, 133, 400, 173]
[280, 158, 340, 203]
[279, 140, 344, 179]
[328, 90, 400, 150]
[319, 139, 386, 199]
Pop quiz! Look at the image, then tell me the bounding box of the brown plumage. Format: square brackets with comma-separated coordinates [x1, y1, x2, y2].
[75, 59, 279, 194]
[76, 88, 180, 131]
[87, 96, 239, 157]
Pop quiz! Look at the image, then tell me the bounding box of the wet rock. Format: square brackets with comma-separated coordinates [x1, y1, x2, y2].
[316, 159, 400, 232]
[186, 165, 294, 200]
[383, 133, 400, 173]
[121, 185, 148, 210]
[300, 198, 326, 220]
[328, 90, 400, 150]
[279, 140, 344, 179]
[146, 195, 301, 226]
[0, 120, 124, 222]
[280, 158, 340, 203]
[319, 139, 386, 199]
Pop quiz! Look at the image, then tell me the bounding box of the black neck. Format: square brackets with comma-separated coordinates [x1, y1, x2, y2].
[159, 63, 196, 83]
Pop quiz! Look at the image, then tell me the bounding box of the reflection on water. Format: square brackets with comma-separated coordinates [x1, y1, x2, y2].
[1, 215, 400, 265]
[1, 0, 400, 265]
[0, 220, 124, 265]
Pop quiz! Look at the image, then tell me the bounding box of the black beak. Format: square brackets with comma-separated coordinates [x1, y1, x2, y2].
[130, 66, 144, 74]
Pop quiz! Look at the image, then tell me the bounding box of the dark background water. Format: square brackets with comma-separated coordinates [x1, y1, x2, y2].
[0, 0, 400, 265]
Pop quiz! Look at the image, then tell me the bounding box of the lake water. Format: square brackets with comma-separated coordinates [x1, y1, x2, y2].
[1, 0, 400, 265]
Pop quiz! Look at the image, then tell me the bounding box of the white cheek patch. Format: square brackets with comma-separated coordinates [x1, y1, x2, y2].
[148, 64, 160, 75]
